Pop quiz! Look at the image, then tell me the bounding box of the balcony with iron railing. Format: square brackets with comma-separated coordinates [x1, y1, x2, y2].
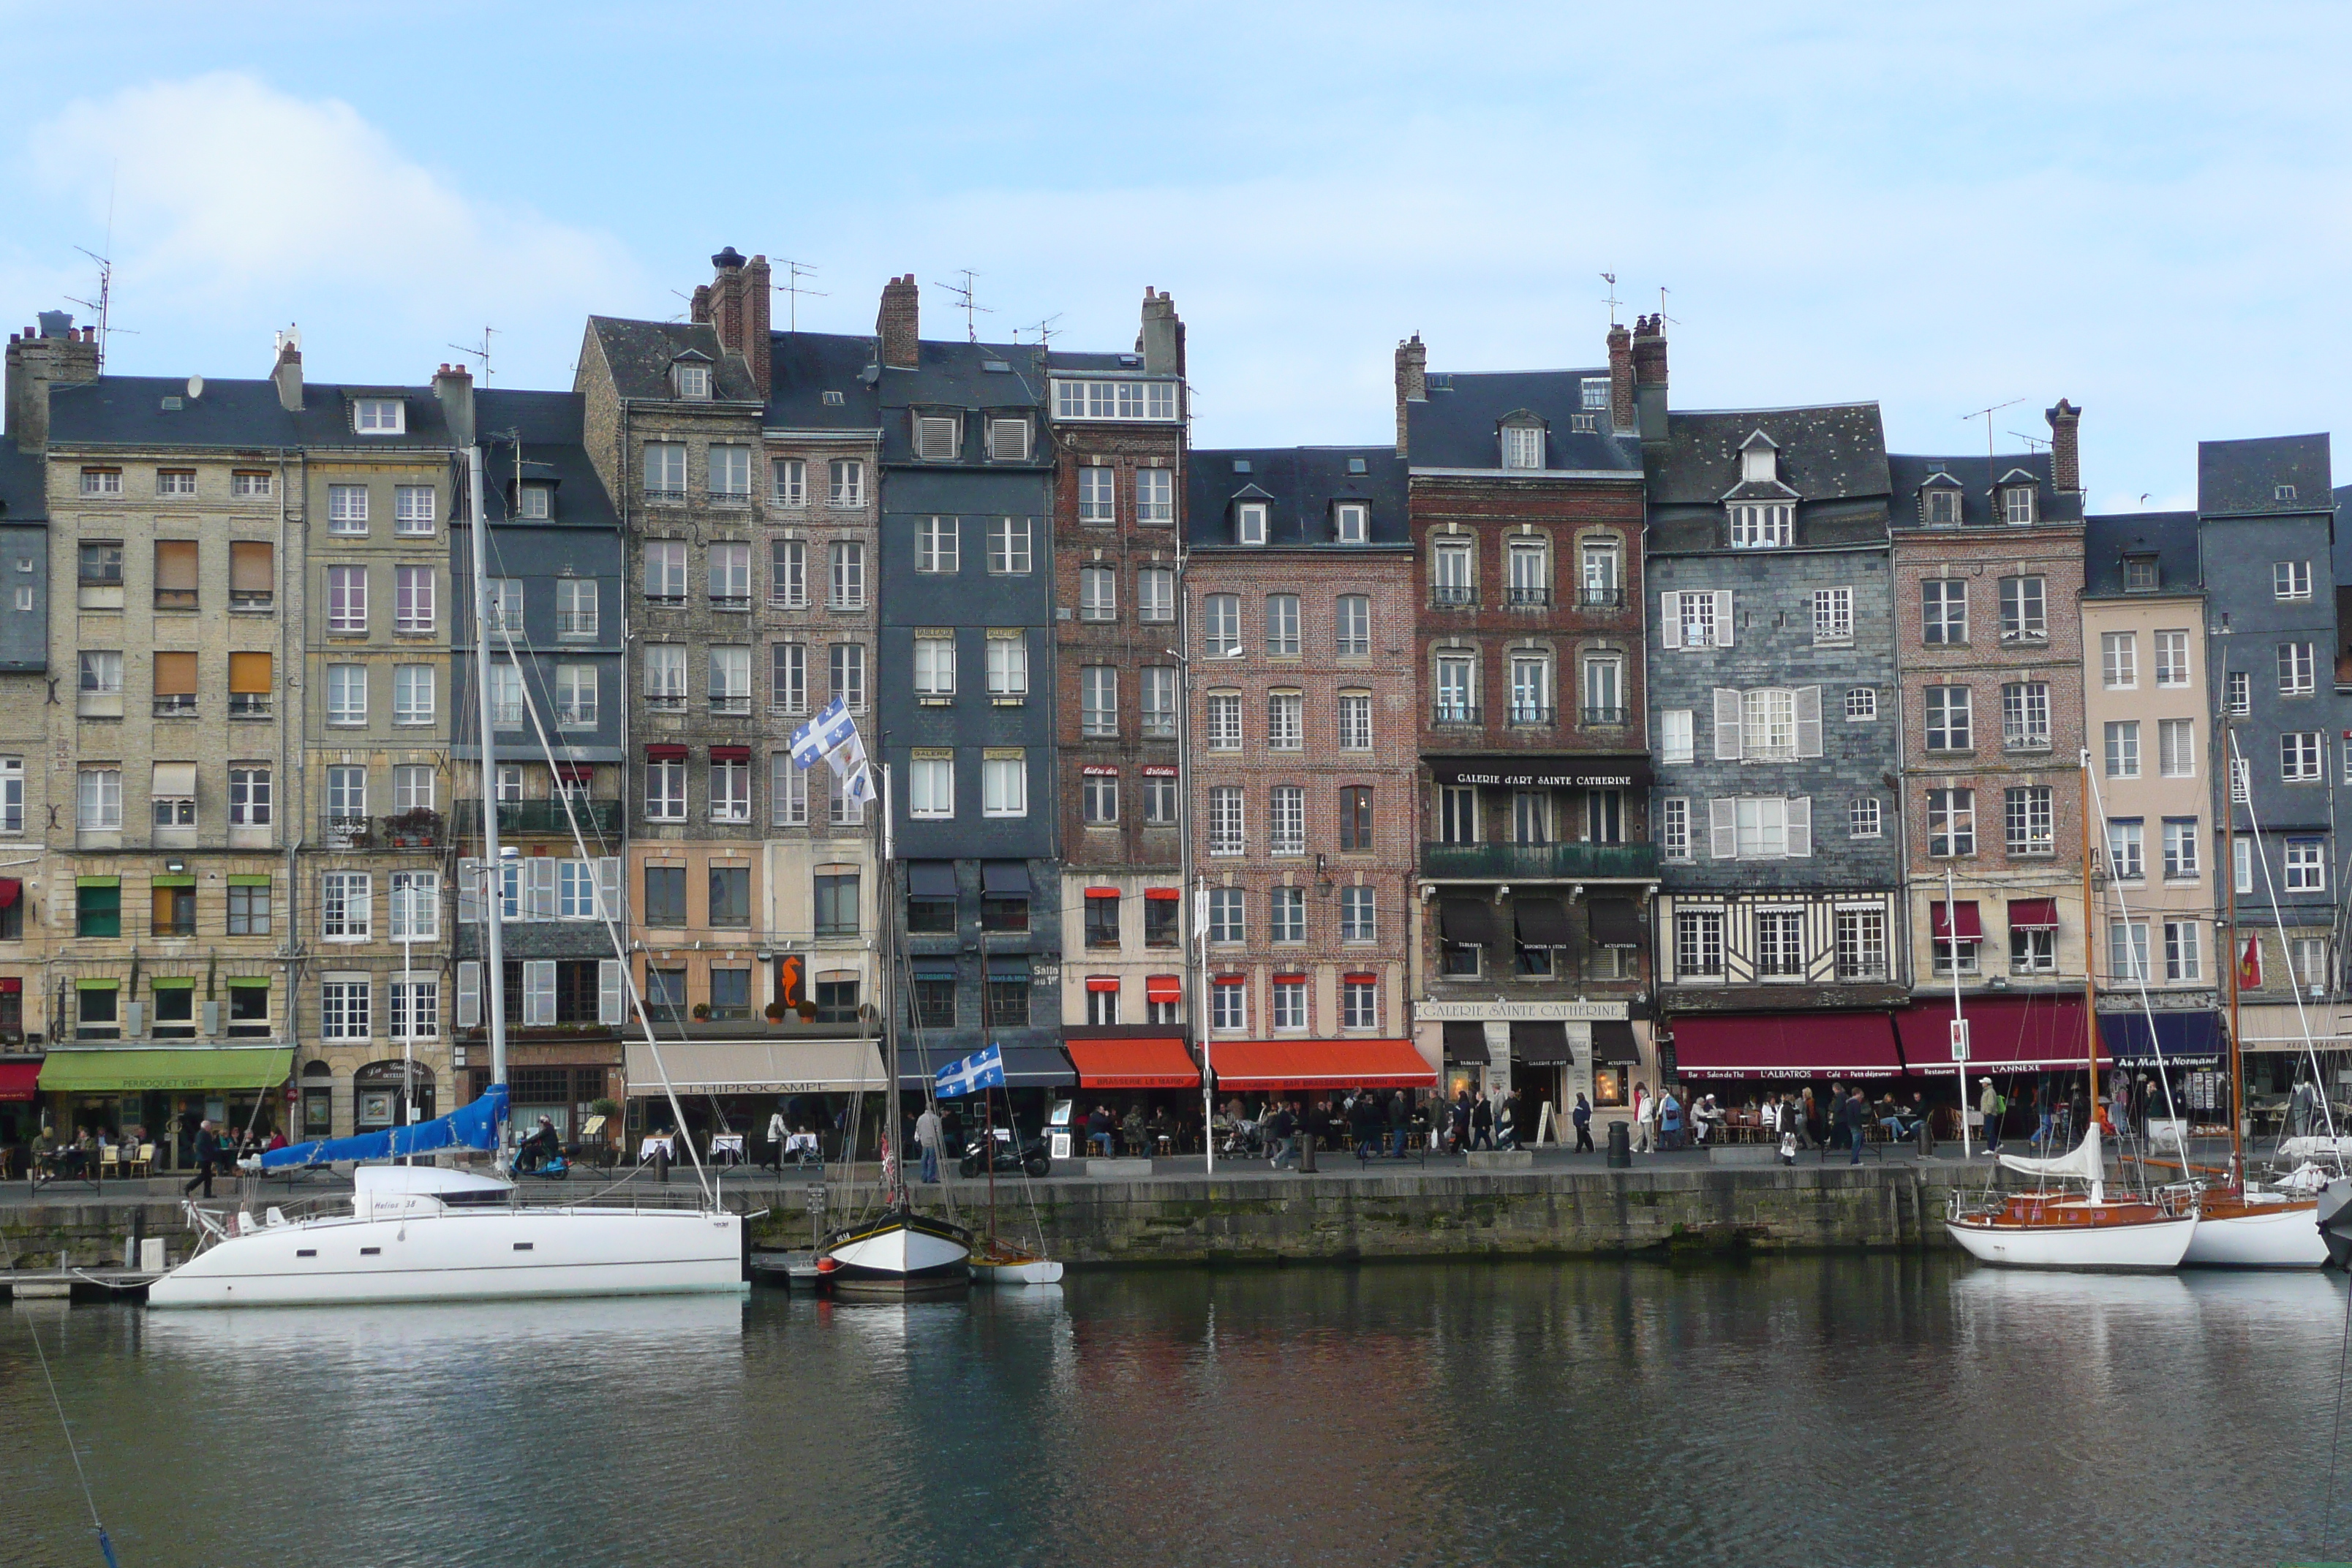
[1419, 840, 1660, 881]
[153, 695, 197, 717]
[453, 799, 625, 837]
[556, 611, 598, 636]
[324, 810, 448, 851]
[1429, 585, 1478, 608]
[709, 693, 752, 715]
[1506, 586, 1553, 608]
[1507, 704, 1556, 726]
[1580, 705, 1629, 726]
[1431, 704, 1482, 727]
[1578, 587, 1625, 609]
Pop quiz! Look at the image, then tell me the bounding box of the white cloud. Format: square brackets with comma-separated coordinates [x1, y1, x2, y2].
[18, 73, 642, 385]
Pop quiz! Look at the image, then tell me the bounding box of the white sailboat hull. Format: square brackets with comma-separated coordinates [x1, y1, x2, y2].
[2180, 1202, 2326, 1268]
[970, 1257, 1064, 1284]
[148, 1206, 746, 1308]
[817, 1210, 970, 1294]
[1945, 1213, 2197, 1271]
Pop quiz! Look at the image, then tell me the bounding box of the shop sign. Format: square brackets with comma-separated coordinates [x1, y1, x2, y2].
[1414, 998, 1629, 1022]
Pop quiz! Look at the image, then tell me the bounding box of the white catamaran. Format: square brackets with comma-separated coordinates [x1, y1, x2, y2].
[149, 440, 746, 1308]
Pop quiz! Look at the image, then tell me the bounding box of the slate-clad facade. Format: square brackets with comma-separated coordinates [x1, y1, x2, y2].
[1644, 395, 1910, 1081]
[872, 279, 1065, 1091]
[2198, 435, 2344, 1074]
[1401, 322, 1655, 1135]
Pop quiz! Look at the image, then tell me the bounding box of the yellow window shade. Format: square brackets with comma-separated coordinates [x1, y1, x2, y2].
[229, 652, 273, 693]
[153, 652, 197, 696]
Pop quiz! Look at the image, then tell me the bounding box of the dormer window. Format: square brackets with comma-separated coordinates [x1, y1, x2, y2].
[1236, 502, 1267, 546]
[914, 414, 962, 461]
[1580, 378, 1609, 410]
[353, 399, 405, 434]
[2001, 483, 2037, 525]
[2123, 554, 2160, 592]
[1333, 502, 1368, 543]
[674, 362, 711, 400]
[985, 417, 1030, 461]
[1502, 423, 1545, 470]
[519, 483, 553, 520]
[1728, 503, 1792, 549]
[1923, 483, 1963, 526]
[1739, 434, 1779, 484]
[2276, 483, 2299, 502]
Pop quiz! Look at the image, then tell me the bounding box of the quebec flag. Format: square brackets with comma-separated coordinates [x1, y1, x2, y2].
[790, 697, 859, 769]
[935, 1044, 1006, 1099]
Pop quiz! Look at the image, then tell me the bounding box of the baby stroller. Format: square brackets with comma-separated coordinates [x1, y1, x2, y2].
[1219, 1116, 1264, 1158]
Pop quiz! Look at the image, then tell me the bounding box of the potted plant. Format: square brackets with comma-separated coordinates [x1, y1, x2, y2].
[691, 1002, 712, 1022]
[764, 1002, 788, 1025]
[796, 1000, 819, 1021]
[386, 807, 442, 847]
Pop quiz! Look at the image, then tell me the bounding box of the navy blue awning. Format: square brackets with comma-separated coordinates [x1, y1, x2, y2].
[896, 1044, 1072, 1088]
[2099, 1011, 2223, 1068]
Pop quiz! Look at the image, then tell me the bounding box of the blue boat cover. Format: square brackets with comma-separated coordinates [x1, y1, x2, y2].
[260, 1083, 509, 1168]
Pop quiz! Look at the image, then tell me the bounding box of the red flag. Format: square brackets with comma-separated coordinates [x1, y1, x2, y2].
[2239, 935, 2263, 990]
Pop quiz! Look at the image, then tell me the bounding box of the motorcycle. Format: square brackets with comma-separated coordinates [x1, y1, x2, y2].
[514, 1142, 570, 1180]
[958, 1131, 1050, 1180]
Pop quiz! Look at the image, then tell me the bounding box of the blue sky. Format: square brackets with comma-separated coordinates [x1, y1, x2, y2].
[2, 1, 2346, 510]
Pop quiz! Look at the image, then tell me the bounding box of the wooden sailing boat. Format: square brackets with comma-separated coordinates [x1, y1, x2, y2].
[964, 1077, 1063, 1286]
[1944, 751, 2199, 1270]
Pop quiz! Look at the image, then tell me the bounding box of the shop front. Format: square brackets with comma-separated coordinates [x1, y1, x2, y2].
[1891, 996, 2103, 1141]
[1064, 1028, 1202, 1153]
[37, 1045, 296, 1160]
[1414, 998, 1643, 1139]
[627, 1035, 892, 1162]
[2098, 1010, 2226, 1125]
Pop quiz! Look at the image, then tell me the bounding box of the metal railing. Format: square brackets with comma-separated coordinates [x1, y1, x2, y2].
[1430, 585, 1477, 607]
[1506, 587, 1553, 608]
[1509, 704, 1556, 725]
[1418, 840, 1660, 880]
[153, 696, 197, 716]
[1579, 587, 1625, 608]
[556, 611, 599, 636]
[1431, 704, 1482, 726]
[1580, 705, 1629, 725]
[454, 799, 623, 837]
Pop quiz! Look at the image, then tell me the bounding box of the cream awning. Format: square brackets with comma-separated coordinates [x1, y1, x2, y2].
[151, 762, 198, 797]
[623, 1038, 890, 1096]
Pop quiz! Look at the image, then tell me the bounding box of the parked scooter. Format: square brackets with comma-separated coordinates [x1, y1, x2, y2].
[957, 1129, 1050, 1180]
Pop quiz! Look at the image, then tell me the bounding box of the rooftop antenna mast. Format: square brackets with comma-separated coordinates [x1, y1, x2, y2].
[1016, 313, 1060, 351]
[776, 260, 828, 333]
[1601, 272, 1621, 326]
[448, 325, 497, 384]
[65, 167, 124, 368]
[1656, 285, 1678, 329]
[935, 269, 992, 342]
[1962, 398, 2024, 465]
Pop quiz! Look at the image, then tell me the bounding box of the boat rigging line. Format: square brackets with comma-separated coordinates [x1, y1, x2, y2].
[21, 1313, 121, 1567]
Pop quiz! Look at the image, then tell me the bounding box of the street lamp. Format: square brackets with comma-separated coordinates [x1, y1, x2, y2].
[1171, 639, 1245, 1173]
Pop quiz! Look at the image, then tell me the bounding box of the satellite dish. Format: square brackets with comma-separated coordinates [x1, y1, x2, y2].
[186, 374, 204, 399]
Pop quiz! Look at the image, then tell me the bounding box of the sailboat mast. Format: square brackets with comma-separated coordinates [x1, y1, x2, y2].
[2079, 749, 2098, 1117]
[2223, 703, 2244, 1175]
[465, 444, 510, 1092]
[1947, 862, 1970, 1158]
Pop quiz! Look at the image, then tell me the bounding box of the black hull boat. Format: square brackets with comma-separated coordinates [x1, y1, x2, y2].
[815, 1207, 972, 1297]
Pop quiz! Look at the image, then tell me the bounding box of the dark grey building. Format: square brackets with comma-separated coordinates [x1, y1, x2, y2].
[870, 278, 1066, 1094]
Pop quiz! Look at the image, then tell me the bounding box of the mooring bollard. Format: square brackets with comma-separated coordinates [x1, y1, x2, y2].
[1607, 1120, 1632, 1169]
[655, 1147, 670, 1185]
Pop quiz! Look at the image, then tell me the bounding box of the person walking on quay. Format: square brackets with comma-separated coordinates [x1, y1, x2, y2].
[182, 1118, 221, 1198]
[1469, 1093, 1495, 1151]
[1659, 1088, 1684, 1151]
[1978, 1078, 2002, 1153]
[1269, 1104, 1300, 1171]
[1498, 1088, 1523, 1150]
[1632, 1082, 1654, 1153]
[2134, 1074, 2153, 1142]
[1387, 1089, 1411, 1158]
[1842, 1086, 1869, 1165]
[2032, 1081, 2054, 1151]
[1572, 1093, 1594, 1153]
[765, 1104, 789, 1174]
[1450, 1089, 1474, 1154]
[1349, 1090, 1382, 1158]
[915, 1103, 943, 1184]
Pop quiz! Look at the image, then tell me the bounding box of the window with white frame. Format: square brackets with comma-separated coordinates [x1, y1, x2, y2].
[1923, 685, 1972, 751]
[327, 565, 366, 632]
[1137, 468, 1174, 523]
[1507, 542, 1549, 606]
[1270, 978, 1308, 1031]
[1812, 587, 1852, 644]
[321, 872, 372, 940]
[1340, 885, 1376, 942]
[1335, 594, 1371, 655]
[390, 979, 440, 1041]
[2165, 921, 2202, 982]
[1265, 595, 1300, 656]
[708, 542, 751, 606]
[1510, 657, 1553, 725]
[1207, 786, 1247, 858]
[1435, 657, 1476, 723]
[1211, 979, 1246, 1032]
[2107, 818, 2144, 880]
[1850, 797, 1882, 838]
[1660, 796, 1691, 859]
[1836, 909, 1888, 979]
[395, 483, 435, 533]
[643, 644, 687, 709]
[985, 417, 1030, 461]
[1659, 708, 1695, 765]
[1756, 911, 1805, 978]
[1077, 466, 1115, 524]
[1846, 686, 1877, 720]
[1207, 691, 1242, 750]
[1675, 910, 1725, 976]
[1432, 540, 1473, 603]
[1921, 578, 1967, 644]
[1207, 886, 1245, 944]
[707, 647, 751, 714]
[1235, 503, 1267, 546]
[2280, 641, 2316, 696]
[2228, 671, 2250, 715]
[2294, 935, 2332, 987]
[1082, 771, 1117, 825]
[913, 634, 957, 697]
[772, 458, 807, 507]
[1338, 692, 1372, 751]
[1270, 785, 1305, 855]
[643, 442, 687, 498]
[708, 445, 752, 500]
[227, 766, 271, 826]
[2006, 787, 2054, 856]
[644, 757, 685, 821]
[326, 663, 367, 725]
[1927, 788, 1974, 856]
[2105, 720, 2141, 779]
[827, 459, 864, 508]
[2002, 682, 2050, 750]
[485, 578, 524, 634]
[232, 470, 271, 498]
[824, 541, 864, 609]
[328, 484, 369, 532]
[986, 516, 1031, 574]
[1082, 666, 1118, 736]
[1664, 588, 1730, 649]
[1728, 503, 1792, 548]
[2001, 484, 2037, 525]
[2163, 818, 2200, 880]
[2154, 630, 2189, 687]
[389, 871, 440, 941]
[910, 753, 955, 818]
[393, 665, 435, 726]
[1142, 667, 1176, 738]
[2231, 755, 2250, 804]
[326, 765, 366, 820]
[982, 752, 1027, 818]
[2159, 718, 2195, 778]
[2284, 732, 2324, 783]
[554, 664, 597, 728]
[2102, 631, 2137, 687]
[769, 539, 807, 608]
[394, 565, 434, 633]
[917, 516, 960, 573]
[1580, 541, 1620, 604]
[1334, 502, 1368, 543]
[152, 468, 194, 497]
[2111, 920, 2151, 983]
[1503, 424, 1545, 470]
[1997, 576, 2046, 642]
[392, 765, 432, 812]
[1342, 976, 1379, 1030]
[488, 659, 525, 726]
[2276, 560, 2314, 600]
[644, 540, 687, 602]
[914, 413, 962, 460]
[78, 767, 121, 829]
[1139, 568, 1175, 623]
[772, 753, 807, 826]
[672, 362, 710, 399]
[1204, 594, 1241, 655]
[1079, 566, 1117, 622]
[987, 632, 1028, 697]
[321, 979, 372, 1039]
[1267, 690, 1304, 750]
[2235, 837, 2254, 894]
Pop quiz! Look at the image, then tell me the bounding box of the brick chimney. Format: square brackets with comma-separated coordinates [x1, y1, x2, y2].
[271, 325, 304, 412]
[5, 311, 100, 452]
[878, 274, 920, 370]
[709, 246, 747, 364]
[742, 254, 772, 397]
[1139, 287, 1183, 377]
[1630, 313, 1668, 456]
[434, 362, 475, 448]
[690, 284, 712, 325]
[1606, 323, 1635, 435]
[2046, 399, 2083, 496]
[1394, 333, 1428, 456]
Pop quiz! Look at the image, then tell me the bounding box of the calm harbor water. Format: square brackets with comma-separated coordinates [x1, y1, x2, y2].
[2, 1257, 2347, 1568]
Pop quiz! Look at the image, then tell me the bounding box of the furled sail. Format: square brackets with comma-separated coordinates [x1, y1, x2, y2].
[260, 1083, 508, 1169]
[1997, 1121, 2105, 1183]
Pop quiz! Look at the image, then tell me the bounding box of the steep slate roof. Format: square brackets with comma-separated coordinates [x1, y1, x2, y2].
[2082, 510, 2199, 597]
[1405, 368, 1641, 472]
[766, 330, 880, 430]
[1186, 447, 1409, 549]
[475, 388, 616, 527]
[2198, 433, 2334, 517]
[2335, 483, 2352, 583]
[0, 442, 45, 521]
[1886, 450, 2083, 529]
[875, 339, 1051, 411]
[584, 317, 762, 404]
[1646, 402, 1890, 552]
[48, 374, 456, 448]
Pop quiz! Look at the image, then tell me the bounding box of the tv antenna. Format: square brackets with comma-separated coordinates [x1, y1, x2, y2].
[775, 260, 827, 333]
[2006, 429, 2049, 454]
[65, 169, 128, 366]
[448, 325, 497, 383]
[1601, 272, 1621, 326]
[934, 269, 992, 342]
[1961, 399, 2023, 463]
[1014, 312, 1060, 350]
[1656, 285, 1678, 328]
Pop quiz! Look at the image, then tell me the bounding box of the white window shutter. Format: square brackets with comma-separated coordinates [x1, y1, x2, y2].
[458, 858, 481, 924]
[1659, 595, 1682, 649]
[1786, 796, 1813, 858]
[524, 960, 556, 1026]
[599, 959, 625, 1025]
[1795, 686, 1824, 758]
[597, 857, 622, 921]
[1708, 799, 1738, 859]
[456, 961, 481, 1028]
[1713, 589, 1735, 647]
[1713, 689, 1744, 760]
[528, 856, 559, 921]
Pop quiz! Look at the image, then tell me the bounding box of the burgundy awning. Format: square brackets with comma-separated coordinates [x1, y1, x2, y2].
[1670, 1012, 1903, 1079]
[0, 878, 18, 910]
[1929, 901, 1984, 942]
[1893, 997, 2103, 1071]
[644, 743, 688, 761]
[709, 745, 751, 762]
[2007, 898, 2059, 930]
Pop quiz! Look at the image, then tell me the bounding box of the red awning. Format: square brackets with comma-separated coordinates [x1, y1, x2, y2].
[0, 878, 18, 910]
[1272, 973, 1307, 984]
[1066, 1036, 1200, 1090]
[0, 1060, 39, 1102]
[644, 743, 688, 761]
[1144, 888, 1180, 902]
[1343, 972, 1377, 985]
[554, 763, 594, 783]
[2008, 898, 2059, 930]
[1085, 887, 1120, 900]
[1930, 901, 1984, 941]
[709, 745, 751, 762]
[1207, 1038, 1436, 1091]
[1893, 997, 2103, 1071]
[0, 976, 19, 993]
[1085, 976, 1120, 993]
[1670, 1013, 1904, 1079]
[1145, 975, 1182, 1003]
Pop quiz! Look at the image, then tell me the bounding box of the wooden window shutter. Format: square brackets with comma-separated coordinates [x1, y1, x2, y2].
[154, 540, 198, 591]
[1708, 799, 1737, 859]
[153, 651, 197, 696]
[228, 652, 273, 693]
[1795, 686, 1824, 757]
[1713, 689, 1743, 760]
[1785, 797, 1812, 858]
[230, 540, 273, 592]
[599, 960, 625, 1025]
[456, 961, 481, 1028]
[1659, 593, 1682, 649]
[1712, 589, 1735, 647]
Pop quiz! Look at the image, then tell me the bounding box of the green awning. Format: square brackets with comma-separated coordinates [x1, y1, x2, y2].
[76, 876, 120, 889]
[227, 875, 271, 887]
[225, 976, 271, 989]
[75, 979, 119, 991]
[39, 1047, 293, 1093]
[149, 976, 195, 990]
[151, 875, 195, 888]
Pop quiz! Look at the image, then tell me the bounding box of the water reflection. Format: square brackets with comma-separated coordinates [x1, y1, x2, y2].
[2, 1259, 2346, 1567]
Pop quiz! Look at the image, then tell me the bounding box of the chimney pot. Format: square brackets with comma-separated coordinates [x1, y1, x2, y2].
[878, 274, 921, 370]
[1393, 333, 1428, 457]
[2045, 399, 2083, 495]
[1606, 323, 1635, 435]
